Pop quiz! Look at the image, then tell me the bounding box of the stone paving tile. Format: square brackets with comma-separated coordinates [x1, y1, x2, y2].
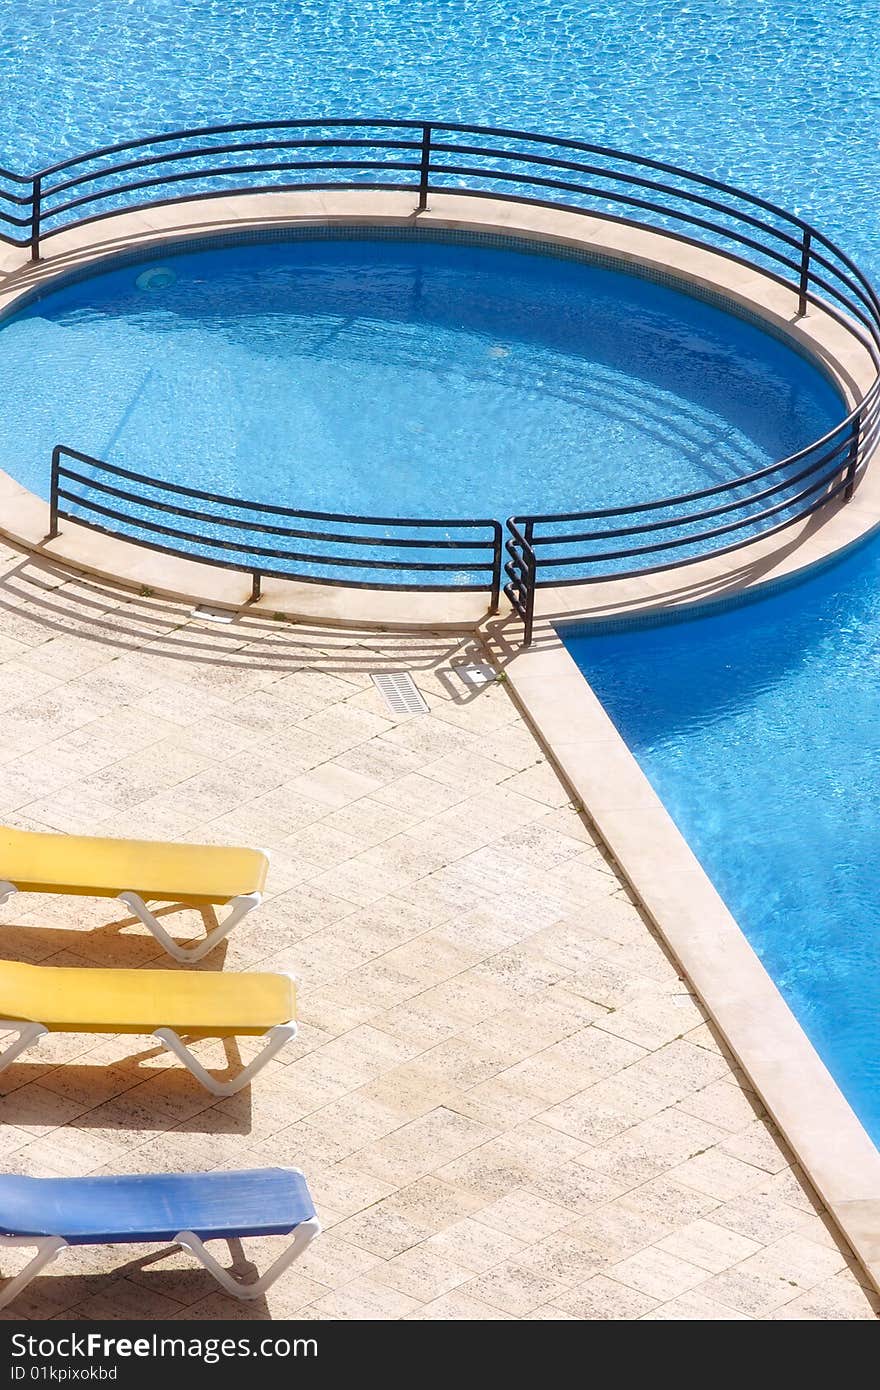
[0, 560, 874, 1320]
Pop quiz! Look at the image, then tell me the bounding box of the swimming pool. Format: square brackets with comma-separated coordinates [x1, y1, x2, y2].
[1, 1, 876, 290]
[564, 535, 880, 1145]
[0, 232, 842, 552]
[1, 1, 877, 1122]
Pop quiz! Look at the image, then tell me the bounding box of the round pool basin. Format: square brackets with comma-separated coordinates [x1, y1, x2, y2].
[0, 233, 844, 528]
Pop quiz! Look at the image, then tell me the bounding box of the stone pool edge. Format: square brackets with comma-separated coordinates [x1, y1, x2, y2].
[485, 623, 880, 1296]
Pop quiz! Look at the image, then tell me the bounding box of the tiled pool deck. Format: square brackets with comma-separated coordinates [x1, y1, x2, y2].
[0, 543, 876, 1320]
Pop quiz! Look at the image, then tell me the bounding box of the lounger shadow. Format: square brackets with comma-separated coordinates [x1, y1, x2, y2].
[0, 907, 230, 970]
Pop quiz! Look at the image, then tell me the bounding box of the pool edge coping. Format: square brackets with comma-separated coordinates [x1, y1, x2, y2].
[0, 187, 878, 631]
[484, 621, 880, 1295]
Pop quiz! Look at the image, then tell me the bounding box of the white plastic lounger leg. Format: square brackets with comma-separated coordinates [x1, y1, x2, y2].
[0, 1021, 48, 1074]
[0, 1235, 67, 1310]
[153, 1022, 297, 1096]
[0, 882, 18, 908]
[118, 891, 261, 962]
[174, 1218, 321, 1300]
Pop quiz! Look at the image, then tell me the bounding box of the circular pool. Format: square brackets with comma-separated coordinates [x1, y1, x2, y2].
[0, 230, 844, 532]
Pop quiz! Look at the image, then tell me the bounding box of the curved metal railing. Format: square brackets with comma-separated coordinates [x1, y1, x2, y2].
[506, 377, 880, 642]
[0, 120, 877, 632]
[49, 448, 504, 601]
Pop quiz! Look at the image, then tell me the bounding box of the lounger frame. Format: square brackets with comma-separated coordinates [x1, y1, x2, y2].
[0, 1217, 321, 1308]
[0, 881, 262, 963]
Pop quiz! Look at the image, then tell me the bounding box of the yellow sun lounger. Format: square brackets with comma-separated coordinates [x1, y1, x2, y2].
[0, 825, 269, 962]
[0, 960, 296, 1096]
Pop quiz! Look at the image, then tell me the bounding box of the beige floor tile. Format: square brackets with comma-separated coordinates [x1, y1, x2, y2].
[732, 1232, 847, 1290]
[695, 1265, 802, 1318]
[522, 1306, 580, 1319]
[655, 1218, 762, 1274]
[596, 991, 705, 1050]
[462, 1260, 571, 1316]
[669, 1147, 770, 1202]
[323, 1205, 436, 1260]
[349, 1106, 498, 1184]
[403, 1291, 515, 1319]
[577, 1108, 728, 1188]
[510, 1231, 609, 1285]
[675, 1078, 765, 1133]
[767, 1271, 880, 1321]
[552, 1274, 659, 1320]
[719, 1120, 793, 1174]
[370, 1246, 472, 1301]
[608, 1245, 707, 1300]
[641, 1290, 752, 1320]
[305, 1277, 421, 1320]
[525, 1158, 632, 1212]
[295, 1233, 384, 1289]
[471, 1188, 577, 1242]
[420, 1219, 527, 1273]
[708, 1190, 812, 1244]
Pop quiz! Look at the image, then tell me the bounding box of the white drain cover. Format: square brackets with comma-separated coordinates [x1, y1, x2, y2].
[191, 604, 235, 623]
[455, 663, 496, 687]
[371, 671, 429, 716]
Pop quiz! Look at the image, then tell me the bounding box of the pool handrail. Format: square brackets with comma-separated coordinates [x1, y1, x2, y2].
[48, 446, 505, 604]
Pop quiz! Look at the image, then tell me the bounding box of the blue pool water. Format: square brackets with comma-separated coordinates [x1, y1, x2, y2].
[0, 234, 842, 535]
[565, 538, 880, 1143]
[0, 1, 877, 290]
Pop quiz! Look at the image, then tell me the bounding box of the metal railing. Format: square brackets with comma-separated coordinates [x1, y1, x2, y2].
[505, 385, 879, 644]
[0, 117, 877, 340]
[0, 119, 877, 632]
[49, 447, 504, 605]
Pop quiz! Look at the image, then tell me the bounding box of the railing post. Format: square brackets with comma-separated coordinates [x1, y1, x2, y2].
[522, 520, 536, 647]
[845, 416, 861, 500]
[489, 521, 502, 614]
[249, 571, 262, 604]
[797, 227, 812, 318]
[416, 124, 432, 212]
[29, 174, 41, 262]
[48, 446, 60, 539]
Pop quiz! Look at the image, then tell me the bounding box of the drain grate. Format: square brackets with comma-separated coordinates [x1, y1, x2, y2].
[371, 671, 429, 716]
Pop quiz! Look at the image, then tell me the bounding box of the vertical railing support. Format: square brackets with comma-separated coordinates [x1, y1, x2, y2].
[489, 521, 503, 614]
[844, 416, 861, 500]
[29, 175, 41, 262]
[522, 520, 536, 647]
[797, 227, 812, 318]
[47, 446, 61, 540]
[249, 571, 262, 604]
[503, 520, 538, 647]
[416, 124, 432, 212]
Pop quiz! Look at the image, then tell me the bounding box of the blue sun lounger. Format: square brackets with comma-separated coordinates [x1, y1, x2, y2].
[0, 1168, 320, 1308]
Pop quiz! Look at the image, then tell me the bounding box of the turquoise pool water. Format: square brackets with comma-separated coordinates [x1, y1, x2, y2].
[565, 538, 880, 1144]
[1, 1, 877, 284]
[0, 234, 842, 550]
